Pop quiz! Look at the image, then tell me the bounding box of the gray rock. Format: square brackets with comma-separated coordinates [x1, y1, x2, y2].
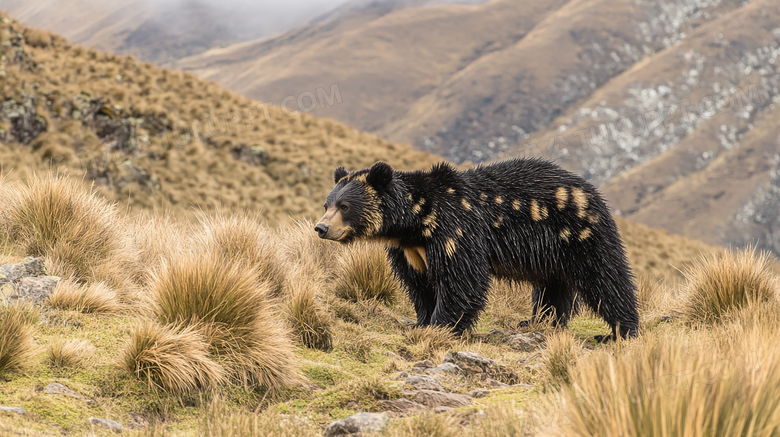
[378, 398, 426, 416]
[486, 378, 509, 388]
[7, 276, 61, 304]
[507, 332, 546, 352]
[469, 389, 489, 398]
[405, 375, 445, 392]
[385, 351, 405, 361]
[443, 351, 494, 374]
[394, 371, 410, 380]
[413, 360, 435, 369]
[0, 405, 27, 414]
[89, 417, 123, 433]
[324, 412, 389, 437]
[660, 315, 673, 322]
[0, 257, 46, 283]
[433, 406, 453, 414]
[45, 382, 96, 405]
[413, 390, 471, 408]
[398, 318, 416, 326]
[425, 362, 462, 375]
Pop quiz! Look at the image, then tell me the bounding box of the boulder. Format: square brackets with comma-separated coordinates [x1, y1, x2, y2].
[89, 417, 123, 433]
[507, 332, 546, 352]
[405, 375, 445, 392]
[443, 351, 494, 374]
[469, 389, 489, 398]
[378, 398, 426, 417]
[413, 390, 471, 409]
[0, 405, 27, 415]
[324, 412, 389, 437]
[425, 362, 461, 375]
[44, 382, 96, 405]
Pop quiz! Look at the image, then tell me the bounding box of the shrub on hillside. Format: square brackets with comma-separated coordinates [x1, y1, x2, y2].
[147, 252, 300, 393]
[0, 175, 139, 299]
[333, 243, 399, 304]
[46, 336, 95, 368]
[0, 304, 38, 375]
[682, 247, 778, 324]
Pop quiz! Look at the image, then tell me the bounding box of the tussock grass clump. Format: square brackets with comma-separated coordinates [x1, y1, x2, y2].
[120, 322, 226, 395]
[49, 279, 119, 313]
[199, 401, 319, 437]
[284, 271, 333, 350]
[1, 175, 139, 297]
[682, 247, 778, 324]
[279, 220, 343, 280]
[132, 212, 192, 279]
[46, 336, 95, 368]
[148, 252, 300, 393]
[541, 332, 580, 385]
[392, 411, 461, 437]
[471, 403, 529, 437]
[199, 213, 288, 296]
[404, 326, 457, 360]
[333, 242, 399, 304]
[0, 304, 38, 375]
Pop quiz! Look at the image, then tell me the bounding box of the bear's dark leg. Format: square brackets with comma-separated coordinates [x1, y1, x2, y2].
[385, 247, 436, 326]
[427, 247, 490, 334]
[577, 274, 639, 340]
[519, 281, 575, 328]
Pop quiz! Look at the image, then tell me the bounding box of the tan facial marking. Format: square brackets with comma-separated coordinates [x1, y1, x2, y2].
[445, 238, 457, 258]
[530, 200, 548, 221]
[579, 228, 592, 240]
[560, 228, 571, 242]
[455, 228, 463, 237]
[495, 196, 503, 204]
[447, 188, 455, 194]
[493, 215, 504, 228]
[555, 187, 569, 210]
[462, 198, 472, 211]
[571, 187, 589, 219]
[317, 207, 347, 240]
[404, 246, 427, 272]
[512, 199, 521, 210]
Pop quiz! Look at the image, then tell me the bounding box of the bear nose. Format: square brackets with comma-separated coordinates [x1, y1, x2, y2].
[314, 224, 329, 238]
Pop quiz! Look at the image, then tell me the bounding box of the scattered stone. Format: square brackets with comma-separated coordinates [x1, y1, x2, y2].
[507, 332, 546, 352]
[89, 417, 123, 433]
[378, 398, 426, 416]
[433, 406, 453, 414]
[126, 413, 147, 430]
[488, 329, 513, 336]
[405, 375, 446, 392]
[413, 390, 472, 409]
[469, 389, 489, 398]
[443, 351, 494, 374]
[486, 378, 509, 388]
[425, 362, 462, 375]
[44, 382, 96, 405]
[0, 405, 27, 415]
[398, 318, 416, 326]
[9, 276, 61, 304]
[394, 371, 410, 380]
[660, 315, 673, 322]
[385, 351, 405, 361]
[324, 412, 389, 437]
[0, 257, 46, 282]
[345, 401, 359, 410]
[414, 360, 435, 369]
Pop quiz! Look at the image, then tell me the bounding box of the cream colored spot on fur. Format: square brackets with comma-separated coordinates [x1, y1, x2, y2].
[495, 196, 503, 204]
[462, 198, 472, 211]
[587, 213, 599, 224]
[531, 200, 548, 221]
[493, 215, 504, 228]
[406, 193, 413, 201]
[571, 187, 589, 219]
[445, 238, 457, 258]
[447, 188, 456, 194]
[579, 228, 592, 241]
[512, 200, 521, 210]
[412, 197, 426, 214]
[422, 210, 438, 238]
[455, 228, 463, 237]
[560, 228, 571, 242]
[555, 187, 569, 210]
[480, 193, 488, 201]
[404, 247, 427, 272]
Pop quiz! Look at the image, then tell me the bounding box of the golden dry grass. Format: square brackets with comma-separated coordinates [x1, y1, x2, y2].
[404, 326, 457, 361]
[49, 279, 120, 313]
[0, 174, 140, 298]
[333, 242, 400, 304]
[541, 331, 580, 385]
[119, 322, 227, 395]
[681, 247, 778, 324]
[45, 336, 95, 368]
[0, 304, 37, 375]
[146, 251, 300, 393]
[485, 279, 533, 329]
[284, 269, 333, 351]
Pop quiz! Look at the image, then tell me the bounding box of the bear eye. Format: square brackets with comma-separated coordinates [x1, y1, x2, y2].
[340, 204, 349, 212]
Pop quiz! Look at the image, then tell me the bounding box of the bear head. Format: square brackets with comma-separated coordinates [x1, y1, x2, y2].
[315, 161, 394, 243]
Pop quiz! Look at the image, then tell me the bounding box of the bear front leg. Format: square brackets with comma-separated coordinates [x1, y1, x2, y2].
[426, 244, 490, 334]
[385, 247, 436, 326]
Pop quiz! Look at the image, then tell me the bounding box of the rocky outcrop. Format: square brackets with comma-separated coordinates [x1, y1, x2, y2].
[0, 257, 61, 305]
[324, 412, 389, 437]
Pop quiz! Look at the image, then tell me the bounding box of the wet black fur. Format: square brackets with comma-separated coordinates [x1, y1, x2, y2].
[323, 159, 639, 339]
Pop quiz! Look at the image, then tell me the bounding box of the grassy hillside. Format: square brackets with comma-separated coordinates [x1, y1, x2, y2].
[0, 12, 442, 223]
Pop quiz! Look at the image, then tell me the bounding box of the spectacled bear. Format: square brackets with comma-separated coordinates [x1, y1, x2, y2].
[315, 158, 639, 340]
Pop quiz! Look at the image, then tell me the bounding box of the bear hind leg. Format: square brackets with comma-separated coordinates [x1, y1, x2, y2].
[518, 281, 576, 328]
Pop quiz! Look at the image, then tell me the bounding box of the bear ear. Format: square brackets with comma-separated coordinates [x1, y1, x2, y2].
[333, 167, 348, 183]
[366, 161, 394, 189]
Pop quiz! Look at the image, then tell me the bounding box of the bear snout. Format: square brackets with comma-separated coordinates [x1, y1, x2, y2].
[314, 223, 329, 239]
